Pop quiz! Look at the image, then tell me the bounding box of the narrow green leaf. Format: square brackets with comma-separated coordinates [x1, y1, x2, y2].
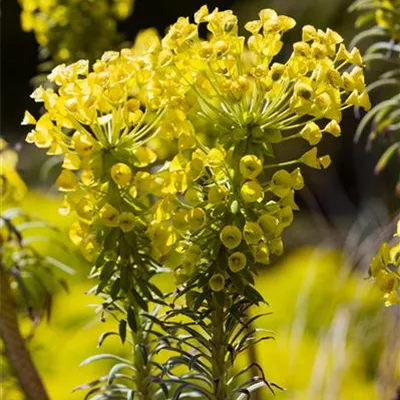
[110, 278, 121, 299]
[244, 285, 264, 304]
[80, 353, 131, 367]
[127, 307, 137, 333]
[147, 281, 165, 300]
[104, 229, 119, 250]
[97, 331, 118, 348]
[230, 273, 246, 292]
[96, 261, 115, 294]
[131, 287, 148, 311]
[375, 141, 400, 174]
[119, 319, 127, 344]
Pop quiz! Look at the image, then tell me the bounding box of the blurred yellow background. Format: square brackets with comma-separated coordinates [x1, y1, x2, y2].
[1, 193, 398, 400]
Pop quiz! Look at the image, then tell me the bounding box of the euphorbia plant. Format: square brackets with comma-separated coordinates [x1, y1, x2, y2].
[23, 5, 370, 399]
[23, 40, 180, 399]
[139, 6, 371, 398]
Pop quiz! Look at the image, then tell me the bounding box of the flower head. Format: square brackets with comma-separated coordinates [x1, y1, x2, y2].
[23, 47, 181, 262]
[142, 6, 370, 296]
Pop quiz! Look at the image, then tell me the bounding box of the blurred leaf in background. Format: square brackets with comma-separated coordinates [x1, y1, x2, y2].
[18, 0, 135, 68]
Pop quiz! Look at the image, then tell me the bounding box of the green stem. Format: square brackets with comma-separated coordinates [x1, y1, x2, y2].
[245, 315, 261, 400]
[0, 263, 49, 400]
[210, 294, 228, 400]
[131, 308, 152, 400]
[264, 159, 299, 169]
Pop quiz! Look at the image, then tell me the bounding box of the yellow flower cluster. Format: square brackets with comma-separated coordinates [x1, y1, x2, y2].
[0, 139, 27, 206]
[370, 220, 400, 306]
[146, 144, 305, 291]
[19, 0, 134, 63]
[161, 6, 370, 147]
[24, 6, 370, 296]
[23, 46, 174, 261]
[143, 6, 370, 293]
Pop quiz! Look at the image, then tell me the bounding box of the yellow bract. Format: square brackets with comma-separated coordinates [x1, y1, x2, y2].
[220, 226, 242, 249]
[100, 204, 120, 227]
[119, 212, 135, 232]
[56, 169, 78, 192]
[111, 163, 132, 186]
[241, 181, 264, 203]
[240, 155, 263, 179]
[209, 273, 225, 292]
[228, 252, 247, 273]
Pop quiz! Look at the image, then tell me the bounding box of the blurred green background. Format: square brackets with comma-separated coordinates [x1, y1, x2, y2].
[1, 193, 398, 400]
[1, 0, 399, 399]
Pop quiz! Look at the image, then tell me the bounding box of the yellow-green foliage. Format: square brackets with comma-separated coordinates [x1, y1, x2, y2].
[2, 191, 395, 400]
[250, 248, 392, 399]
[6, 249, 392, 400]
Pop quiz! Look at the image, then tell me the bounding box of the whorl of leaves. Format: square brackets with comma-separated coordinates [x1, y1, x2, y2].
[156, 291, 282, 400]
[75, 285, 282, 400]
[74, 303, 169, 400]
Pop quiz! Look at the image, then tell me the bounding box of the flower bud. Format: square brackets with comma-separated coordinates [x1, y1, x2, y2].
[324, 120, 341, 137]
[253, 243, 270, 264]
[299, 122, 322, 146]
[208, 185, 228, 204]
[258, 214, 281, 235]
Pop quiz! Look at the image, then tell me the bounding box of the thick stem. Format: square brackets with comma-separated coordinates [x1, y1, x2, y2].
[131, 308, 152, 400]
[0, 263, 49, 400]
[210, 294, 228, 400]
